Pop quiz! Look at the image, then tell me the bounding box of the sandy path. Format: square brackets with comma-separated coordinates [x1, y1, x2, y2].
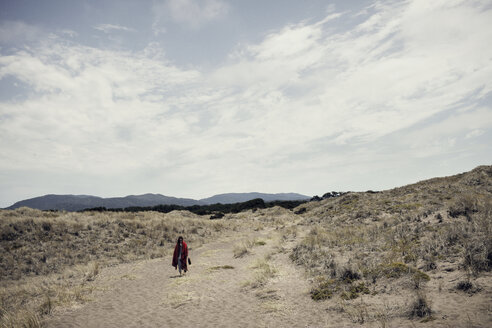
[46, 226, 332, 328]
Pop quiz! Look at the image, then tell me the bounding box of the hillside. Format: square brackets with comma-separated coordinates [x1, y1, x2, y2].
[199, 192, 310, 205]
[5, 192, 311, 212]
[0, 165, 490, 327]
[5, 194, 202, 211]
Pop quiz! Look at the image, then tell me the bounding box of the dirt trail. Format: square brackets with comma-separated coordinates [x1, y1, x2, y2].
[46, 226, 333, 328]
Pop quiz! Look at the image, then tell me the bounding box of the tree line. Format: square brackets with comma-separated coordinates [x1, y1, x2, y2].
[80, 198, 309, 219]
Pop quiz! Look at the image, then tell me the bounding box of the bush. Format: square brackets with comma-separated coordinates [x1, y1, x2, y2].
[381, 262, 411, 278]
[294, 207, 306, 215]
[310, 278, 338, 301]
[456, 280, 473, 291]
[448, 195, 478, 219]
[210, 212, 224, 220]
[463, 238, 492, 275]
[410, 291, 432, 318]
[340, 282, 370, 300]
[412, 271, 430, 289]
[341, 268, 360, 283]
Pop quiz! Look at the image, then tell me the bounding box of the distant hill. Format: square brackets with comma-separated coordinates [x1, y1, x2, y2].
[5, 192, 311, 211]
[5, 194, 202, 211]
[199, 192, 310, 205]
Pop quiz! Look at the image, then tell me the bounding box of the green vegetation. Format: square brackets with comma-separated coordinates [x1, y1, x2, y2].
[340, 282, 370, 300]
[310, 278, 338, 301]
[82, 198, 308, 217]
[311, 275, 371, 301]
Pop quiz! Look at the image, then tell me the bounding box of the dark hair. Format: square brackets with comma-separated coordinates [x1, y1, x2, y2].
[177, 236, 183, 243]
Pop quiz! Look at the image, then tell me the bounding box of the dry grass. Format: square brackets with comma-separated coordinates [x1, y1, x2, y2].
[292, 165, 492, 325]
[255, 288, 279, 301]
[0, 209, 233, 280]
[0, 309, 42, 328]
[0, 208, 240, 327]
[259, 300, 284, 313]
[0, 266, 98, 328]
[242, 258, 277, 289]
[233, 244, 250, 258]
[161, 291, 197, 309]
[208, 265, 234, 272]
[233, 237, 267, 258]
[1, 165, 490, 327]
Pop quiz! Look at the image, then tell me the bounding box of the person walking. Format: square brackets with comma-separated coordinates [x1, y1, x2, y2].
[172, 236, 188, 275]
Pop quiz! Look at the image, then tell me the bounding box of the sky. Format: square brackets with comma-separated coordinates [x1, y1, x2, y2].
[0, 0, 491, 207]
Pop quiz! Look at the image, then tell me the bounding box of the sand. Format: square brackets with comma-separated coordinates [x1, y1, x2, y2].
[45, 225, 492, 328]
[45, 226, 327, 328]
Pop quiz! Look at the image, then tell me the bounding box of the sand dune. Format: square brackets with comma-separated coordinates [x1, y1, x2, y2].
[46, 226, 332, 328]
[45, 220, 492, 327]
[4, 166, 491, 327]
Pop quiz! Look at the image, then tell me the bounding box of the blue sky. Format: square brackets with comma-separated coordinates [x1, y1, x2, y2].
[0, 0, 491, 207]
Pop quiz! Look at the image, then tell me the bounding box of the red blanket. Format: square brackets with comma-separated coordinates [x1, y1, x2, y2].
[172, 241, 188, 271]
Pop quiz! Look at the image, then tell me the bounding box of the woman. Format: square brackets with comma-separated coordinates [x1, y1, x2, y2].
[172, 236, 188, 275]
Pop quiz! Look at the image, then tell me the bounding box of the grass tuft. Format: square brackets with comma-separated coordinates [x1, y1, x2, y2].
[233, 244, 249, 258]
[208, 265, 234, 271]
[243, 258, 277, 289]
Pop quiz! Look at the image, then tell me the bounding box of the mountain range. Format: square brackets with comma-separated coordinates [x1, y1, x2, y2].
[5, 192, 311, 212]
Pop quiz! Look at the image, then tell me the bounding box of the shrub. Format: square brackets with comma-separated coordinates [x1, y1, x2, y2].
[412, 271, 430, 289]
[463, 238, 492, 275]
[410, 291, 432, 318]
[310, 278, 338, 301]
[341, 268, 360, 283]
[254, 240, 266, 246]
[340, 282, 370, 300]
[456, 279, 481, 294]
[294, 207, 306, 215]
[456, 280, 473, 291]
[209, 212, 224, 220]
[448, 195, 478, 219]
[382, 262, 411, 278]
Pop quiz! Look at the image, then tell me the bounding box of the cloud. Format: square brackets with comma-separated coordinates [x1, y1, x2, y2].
[211, 0, 492, 146]
[465, 129, 484, 139]
[60, 29, 78, 38]
[1, 0, 491, 205]
[93, 23, 136, 33]
[0, 41, 202, 176]
[153, 0, 229, 31]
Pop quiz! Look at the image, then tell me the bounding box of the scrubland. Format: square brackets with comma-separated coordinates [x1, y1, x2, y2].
[0, 209, 240, 327]
[1, 165, 491, 327]
[292, 165, 491, 325]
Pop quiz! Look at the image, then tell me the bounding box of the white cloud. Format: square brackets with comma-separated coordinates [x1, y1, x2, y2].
[153, 0, 229, 30]
[60, 29, 78, 38]
[94, 24, 135, 33]
[465, 129, 484, 139]
[1, 0, 491, 205]
[210, 0, 492, 147]
[0, 41, 202, 176]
